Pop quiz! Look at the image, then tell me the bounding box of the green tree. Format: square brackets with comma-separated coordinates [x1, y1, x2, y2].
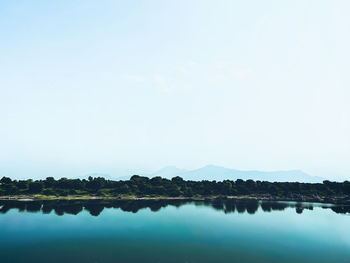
[28, 182, 44, 194]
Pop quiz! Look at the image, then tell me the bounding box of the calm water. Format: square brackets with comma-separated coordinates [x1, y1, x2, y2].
[0, 199, 349, 263]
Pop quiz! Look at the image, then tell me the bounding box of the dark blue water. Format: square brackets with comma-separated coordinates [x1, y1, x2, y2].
[0, 199, 349, 263]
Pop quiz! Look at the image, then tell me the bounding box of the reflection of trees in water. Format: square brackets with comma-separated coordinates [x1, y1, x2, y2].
[224, 200, 235, 214]
[294, 202, 314, 214]
[55, 203, 84, 216]
[84, 203, 104, 216]
[235, 200, 246, 213]
[261, 202, 288, 212]
[212, 198, 225, 211]
[0, 199, 349, 216]
[25, 201, 42, 213]
[116, 200, 188, 214]
[331, 205, 350, 214]
[246, 200, 259, 214]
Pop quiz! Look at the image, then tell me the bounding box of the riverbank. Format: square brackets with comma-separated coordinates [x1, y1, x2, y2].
[1, 193, 349, 205]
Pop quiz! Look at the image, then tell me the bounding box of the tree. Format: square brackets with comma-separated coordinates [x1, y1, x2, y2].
[44, 177, 55, 187]
[171, 176, 184, 184]
[117, 184, 130, 194]
[0, 177, 12, 184]
[184, 187, 193, 197]
[3, 184, 18, 195]
[223, 181, 232, 195]
[17, 180, 28, 189]
[28, 182, 43, 194]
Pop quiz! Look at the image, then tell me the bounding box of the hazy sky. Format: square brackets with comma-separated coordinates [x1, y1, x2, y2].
[1, 0, 349, 180]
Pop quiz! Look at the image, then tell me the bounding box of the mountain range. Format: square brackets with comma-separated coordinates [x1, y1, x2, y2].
[117, 165, 323, 183]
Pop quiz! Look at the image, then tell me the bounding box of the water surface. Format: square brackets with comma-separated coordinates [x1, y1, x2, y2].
[0, 199, 349, 263]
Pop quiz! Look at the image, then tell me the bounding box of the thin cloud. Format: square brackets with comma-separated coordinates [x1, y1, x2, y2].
[233, 69, 252, 78]
[176, 66, 187, 73]
[153, 74, 170, 92]
[123, 74, 146, 82]
[187, 60, 198, 67]
[216, 61, 232, 69]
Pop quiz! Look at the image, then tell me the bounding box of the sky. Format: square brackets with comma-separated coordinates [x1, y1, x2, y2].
[0, 0, 349, 180]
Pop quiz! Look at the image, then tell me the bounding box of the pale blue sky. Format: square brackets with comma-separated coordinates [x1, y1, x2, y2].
[1, 0, 349, 180]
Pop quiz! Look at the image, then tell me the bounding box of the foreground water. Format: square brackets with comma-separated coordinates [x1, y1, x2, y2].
[0, 199, 349, 263]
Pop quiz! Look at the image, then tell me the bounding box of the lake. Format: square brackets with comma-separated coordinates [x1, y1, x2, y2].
[0, 199, 349, 263]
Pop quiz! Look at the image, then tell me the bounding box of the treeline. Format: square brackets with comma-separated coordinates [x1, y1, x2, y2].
[1, 175, 350, 199]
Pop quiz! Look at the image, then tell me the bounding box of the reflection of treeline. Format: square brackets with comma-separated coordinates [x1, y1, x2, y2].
[1, 176, 350, 202]
[0, 199, 189, 216]
[0, 199, 349, 216]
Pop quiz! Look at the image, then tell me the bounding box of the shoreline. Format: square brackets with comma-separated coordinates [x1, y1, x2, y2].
[1, 194, 349, 205]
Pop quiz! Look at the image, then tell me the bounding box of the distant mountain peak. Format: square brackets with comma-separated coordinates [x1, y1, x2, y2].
[144, 165, 323, 183]
[200, 164, 226, 170]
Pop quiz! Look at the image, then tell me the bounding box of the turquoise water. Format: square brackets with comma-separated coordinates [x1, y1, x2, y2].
[0, 200, 349, 263]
